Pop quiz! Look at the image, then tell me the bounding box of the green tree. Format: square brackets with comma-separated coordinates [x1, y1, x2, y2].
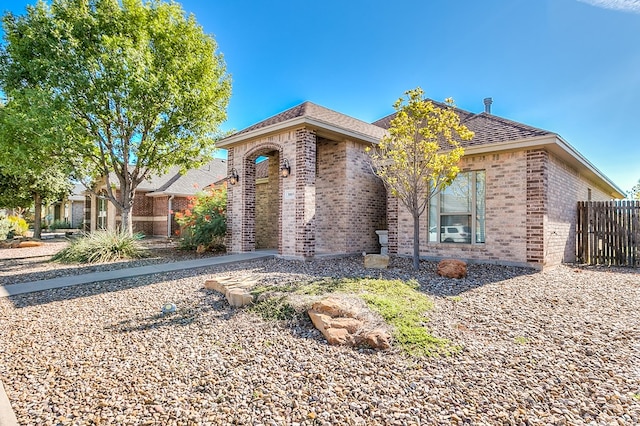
[0, 0, 231, 234]
[631, 180, 640, 200]
[0, 92, 76, 238]
[367, 88, 474, 269]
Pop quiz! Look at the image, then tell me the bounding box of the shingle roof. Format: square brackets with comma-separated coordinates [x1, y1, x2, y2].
[109, 159, 228, 196]
[372, 99, 554, 147]
[229, 101, 387, 142]
[153, 159, 228, 195]
[255, 158, 269, 180]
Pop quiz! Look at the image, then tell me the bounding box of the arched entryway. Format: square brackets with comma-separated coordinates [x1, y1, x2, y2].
[241, 145, 283, 253]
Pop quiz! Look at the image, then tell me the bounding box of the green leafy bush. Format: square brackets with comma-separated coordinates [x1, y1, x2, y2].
[48, 219, 71, 230]
[175, 185, 226, 251]
[52, 229, 148, 263]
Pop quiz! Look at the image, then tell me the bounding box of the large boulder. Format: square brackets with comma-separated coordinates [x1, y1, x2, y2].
[437, 259, 467, 279]
[308, 296, 391, 350]
[364, 254, 389, 269]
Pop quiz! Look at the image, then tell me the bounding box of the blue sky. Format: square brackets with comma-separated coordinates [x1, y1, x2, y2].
[2, 0, 639, 194]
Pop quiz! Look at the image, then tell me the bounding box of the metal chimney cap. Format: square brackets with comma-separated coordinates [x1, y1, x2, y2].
[483, 97, 493, 114]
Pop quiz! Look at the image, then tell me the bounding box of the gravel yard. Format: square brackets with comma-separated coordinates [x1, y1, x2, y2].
[0, 245, 639, 425]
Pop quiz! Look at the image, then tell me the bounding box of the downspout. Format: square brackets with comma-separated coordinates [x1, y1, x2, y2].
[167, 195, 175, 238]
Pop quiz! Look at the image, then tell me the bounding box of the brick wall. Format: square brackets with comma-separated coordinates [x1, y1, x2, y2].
[152, 196, 169, 236]
[545, 151, 612, 266]
[345, 140, 387, 253]
[295, 129, 317, 258]
[226, 132, 293, 255]
[315, 139, 386, 255]
[526, 149, 547, 266]
[316, 138, 348, 253]
[255, 158, 279, 249]
[226, 128, 385, 258]
[393, 151, 531, 267]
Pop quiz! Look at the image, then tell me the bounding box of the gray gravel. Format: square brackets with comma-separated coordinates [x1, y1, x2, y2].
[1, 252, 639, 425]
[0, 239, 221, 287]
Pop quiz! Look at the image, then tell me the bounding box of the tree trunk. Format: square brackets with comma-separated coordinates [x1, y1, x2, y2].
[412, 211, 420, 270]
[33, 192, 42, 239]
[120, 205, 134, 235]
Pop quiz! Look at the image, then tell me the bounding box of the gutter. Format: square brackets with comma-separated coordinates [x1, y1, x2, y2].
[463, 135, 625, 198]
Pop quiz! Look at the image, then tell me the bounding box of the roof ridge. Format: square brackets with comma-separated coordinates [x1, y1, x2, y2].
[463, 111, 555, 136]
[371, 97, 474, 127]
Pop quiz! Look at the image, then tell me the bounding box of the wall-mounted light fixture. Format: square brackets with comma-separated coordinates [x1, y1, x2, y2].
[280, 159, 291, 178]
[229, 168, 239, 185]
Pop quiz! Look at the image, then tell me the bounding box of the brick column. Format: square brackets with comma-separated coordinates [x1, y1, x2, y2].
[241, 158, 257, 251]
[526, 149, 548, 265]
[225, 148, 235, 251]
[295, 128, 317, 258]
[387, 194, 398, 254]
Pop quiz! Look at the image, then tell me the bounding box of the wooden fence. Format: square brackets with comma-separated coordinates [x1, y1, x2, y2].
[577, 200, 640, 267]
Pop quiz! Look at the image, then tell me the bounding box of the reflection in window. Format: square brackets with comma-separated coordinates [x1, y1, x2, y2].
[97, 193, 108, 230]
[428, 170, 485, 244]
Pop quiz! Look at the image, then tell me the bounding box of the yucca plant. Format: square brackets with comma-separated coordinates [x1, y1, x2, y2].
[52, 229, 149, 263]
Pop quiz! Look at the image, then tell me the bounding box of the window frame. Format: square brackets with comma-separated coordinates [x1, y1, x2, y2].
[428, 170, 485, 244]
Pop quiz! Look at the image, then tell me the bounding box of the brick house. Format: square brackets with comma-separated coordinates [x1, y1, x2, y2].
[218, 100, 624, 269]
[86, 159, 227, 237]
[44, 183, 86, 229]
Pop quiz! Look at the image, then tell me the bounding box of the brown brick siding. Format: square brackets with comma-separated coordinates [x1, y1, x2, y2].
[315, 139, 386, 255]
[393, 151, 530, 266]
[316, 139, 348, 253]
[226, 136, 288, 255]
[295, 129, 317, 258]
[153, 196, 168, 236]
[225, 148, 235, 250]
[526, 149, 547, 265]
[255, 158, 279, 249]
[345, 140, 386, 253]
[545, 152, 611, 266]
[226, 128, 386, 258]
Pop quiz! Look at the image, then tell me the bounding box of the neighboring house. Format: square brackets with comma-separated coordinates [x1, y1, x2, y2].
[86, 159, 227, 237]
[44, 183, 86, 229]
[218, 100, 624, 269]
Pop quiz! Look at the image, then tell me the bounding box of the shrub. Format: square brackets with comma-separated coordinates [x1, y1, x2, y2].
[48, 219, 71, 230]
[52, 229, 148, 263]
[8, 216, 28, 236]
[175, 185, 227, 251]
[0, 215, 11, 240]
[0, 215, 28, 240]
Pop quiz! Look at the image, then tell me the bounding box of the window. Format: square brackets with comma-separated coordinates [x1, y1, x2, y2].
[97, 194, 108, 230]
[428, 170, 485, 244]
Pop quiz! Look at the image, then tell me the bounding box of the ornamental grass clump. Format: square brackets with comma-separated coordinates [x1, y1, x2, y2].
[52, 230, 148, 263]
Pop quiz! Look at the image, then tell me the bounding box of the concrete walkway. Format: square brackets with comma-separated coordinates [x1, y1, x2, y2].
[0, 251, 276, 298]
[0, 251, 276, 426]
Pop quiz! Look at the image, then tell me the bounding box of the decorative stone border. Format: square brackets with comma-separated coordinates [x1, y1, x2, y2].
[204, 274, 261, 307]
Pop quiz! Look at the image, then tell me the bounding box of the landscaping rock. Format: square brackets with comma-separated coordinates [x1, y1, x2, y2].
[364, 254, 389, 269]
[437, 258, 467, 278]
[307, 297, 391, 350]
[203, 275, 259, 307]
[361, 328, 391, 350]
[2, 255, 640, 425]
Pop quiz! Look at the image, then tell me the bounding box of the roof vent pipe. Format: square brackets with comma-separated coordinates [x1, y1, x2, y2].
[483, 97, 493, 114]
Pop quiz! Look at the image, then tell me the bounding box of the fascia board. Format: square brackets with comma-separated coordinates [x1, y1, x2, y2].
[464, 135, 625, 198]
[218, 116, 385, 148]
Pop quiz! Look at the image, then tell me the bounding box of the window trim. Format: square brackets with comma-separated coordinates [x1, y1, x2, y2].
[429, 170, 485, 244]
